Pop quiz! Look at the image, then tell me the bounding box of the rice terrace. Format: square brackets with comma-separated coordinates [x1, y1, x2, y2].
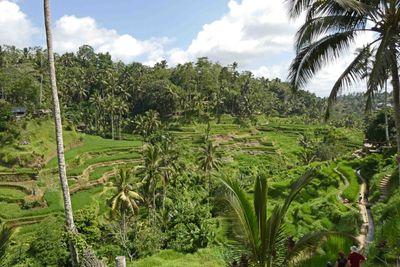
[0, 0, 399, 266]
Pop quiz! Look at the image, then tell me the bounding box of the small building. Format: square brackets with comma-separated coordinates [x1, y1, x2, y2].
[33, 109, 52, 117]
[11, 107, 27, 120]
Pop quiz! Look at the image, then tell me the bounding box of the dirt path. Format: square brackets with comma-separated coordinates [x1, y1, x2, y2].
[356, 169, 374, 255]
[334, 167, 374, 253]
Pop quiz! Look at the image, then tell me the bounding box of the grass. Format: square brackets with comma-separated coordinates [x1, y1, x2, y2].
[0, 119, 79, 169]
[71, 185, 106, 211]
[128, 248, 226, 267]
[0, 191, 63, 220]
[46, 135, 141, 169]
[338, 162, 360, 202]
[0, 187, 26, 200]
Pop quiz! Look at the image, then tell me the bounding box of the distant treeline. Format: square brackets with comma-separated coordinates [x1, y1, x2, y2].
[0, 44, 370, 136]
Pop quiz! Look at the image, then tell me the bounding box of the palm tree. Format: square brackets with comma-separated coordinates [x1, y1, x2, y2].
[198, 140, 221, 198]
[141, 144, 164, 210]
[159, 137, 180, 210]
[222, 172, 351, 267]
[104, 95, 118, 139]
[133, 110, 162, 142]
[109, 168, 142, 261]
[115, 97, 129, 140]
[110, 168, 143, 237]
[89, 91, 103, 134]
[43, 0, 79, 265]
[287, 0, 400, 184]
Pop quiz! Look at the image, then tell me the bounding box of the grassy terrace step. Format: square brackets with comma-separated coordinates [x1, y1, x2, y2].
[337, 162, 360, 202]
[66, 154, 141, 177]
[46, 135, 141, 168]
[2, 213, 62, 229]
[0, 171, 38, 182]
[0, 191, 63, 220]
[0, 183, 35, 194]
[0, 187, 27, 199]
[88, 162, 139, 181]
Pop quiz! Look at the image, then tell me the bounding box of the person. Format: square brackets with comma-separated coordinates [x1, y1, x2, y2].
[335, 251, 348, 267]
[358, 194, 363, 204]
[348, 246, 366, 267]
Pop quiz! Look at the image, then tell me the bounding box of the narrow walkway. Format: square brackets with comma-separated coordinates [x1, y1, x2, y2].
[356, 169, 374, 255]
[334, 167, 374, 254]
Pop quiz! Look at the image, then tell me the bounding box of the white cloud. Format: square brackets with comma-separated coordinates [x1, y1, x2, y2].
[53, 15, 172, 64]
[0, 0, 38, 47]
[168, 0, 300, 67]
[252, 64, 289, 80]
[168, 0, 378, 97]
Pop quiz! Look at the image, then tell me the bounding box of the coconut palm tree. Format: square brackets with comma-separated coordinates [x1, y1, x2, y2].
[140, 144, 164, 210]
[287, 0, 400, 183]
[110, 168, 143, 237]
[222, 172, 352, 267]
[198, 141, 221, 197]
[133, 110, 162, 142]
[43, 0, 79, 265]
[109, 168, 142, 261]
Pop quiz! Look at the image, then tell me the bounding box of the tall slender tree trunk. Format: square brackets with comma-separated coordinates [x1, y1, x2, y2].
[384, 79, 390, 146]
[389, 50, 400, 186]
[43, 1, 79, 265]
[111, 106, 115, 139]
[39, 74, 43, 107]
[39, 54, 43, 107]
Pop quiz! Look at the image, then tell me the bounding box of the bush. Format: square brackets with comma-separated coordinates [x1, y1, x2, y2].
[133, 222, 165, 257]
[29, 216, 69, 266]
[74, 206, 102, 245]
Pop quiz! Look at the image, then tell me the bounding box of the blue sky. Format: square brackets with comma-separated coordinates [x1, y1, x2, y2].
[0, 0, 369, 96]
[17, 0, 230, 48]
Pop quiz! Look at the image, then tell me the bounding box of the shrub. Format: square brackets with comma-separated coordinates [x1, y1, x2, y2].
[29, 216, 69, 266]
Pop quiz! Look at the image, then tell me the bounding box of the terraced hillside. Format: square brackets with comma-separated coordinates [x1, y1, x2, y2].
[0, 117, 365, 265]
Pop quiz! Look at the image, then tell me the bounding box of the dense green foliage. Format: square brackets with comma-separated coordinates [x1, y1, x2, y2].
[0, 45, 329, 139]
[0, 40, 397, 266]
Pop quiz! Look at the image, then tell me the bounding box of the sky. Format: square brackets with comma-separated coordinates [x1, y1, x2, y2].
[0, 0, 370, 96]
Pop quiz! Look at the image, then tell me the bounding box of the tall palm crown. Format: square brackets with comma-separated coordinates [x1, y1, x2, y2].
[110, 168, 143, 217]
[287, 0, 400, 181]
[141, 144, 164, 208]
[198, 141, 221, 175]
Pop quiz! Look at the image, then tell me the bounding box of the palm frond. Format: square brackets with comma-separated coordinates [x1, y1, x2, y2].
[282, 170, 315, 213]
[289, 31, 356, 90]
[366, 31, 392, 112]
[325, 45, 373, 120]
[254, 174, 268, 264]
[295, 15, 365, 51]
[221, 177, 259, 259]
[286, 0, 314, 18]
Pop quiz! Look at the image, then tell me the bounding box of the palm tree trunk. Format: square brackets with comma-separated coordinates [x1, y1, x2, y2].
[119, 113, 122, 140]
[162, 175, 167, 211]
[389, 52, 400, 186]
[39, 74, 43, 107]
[121, 211, 126, 241]
[111, 110, 115, 140]
[384, 79, 390, 146]
[43, 1, 79, 265]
